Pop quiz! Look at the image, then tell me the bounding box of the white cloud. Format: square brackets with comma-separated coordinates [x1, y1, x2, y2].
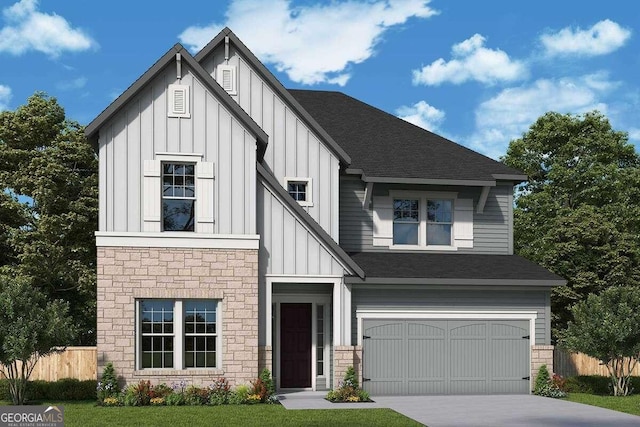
[56, 76, 87, 91]
[628, 128, 640, 142]
[412, 34, 527, 86]
[467, 73, 615, 158]
[396, 100, 445, 132]
[0, 84, 11, 111]
[540, 19, 631, 57]
[0, 0, 96, 57]
[179, 0, 438, 85]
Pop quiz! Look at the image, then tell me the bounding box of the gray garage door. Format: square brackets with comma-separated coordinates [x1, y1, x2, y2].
[362, 319, 530, 395]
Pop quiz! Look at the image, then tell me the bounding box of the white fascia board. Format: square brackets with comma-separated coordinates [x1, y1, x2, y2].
[95, 232, 260, 249]
[344, 277, 565, 287]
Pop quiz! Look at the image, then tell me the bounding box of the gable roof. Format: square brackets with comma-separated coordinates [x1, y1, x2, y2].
[257, 163, 364, 278]
[290, 90, 527, 184]
[194, 28, 351, 166]
[85, 43, 268, 159]
[345, 252, 565, 286]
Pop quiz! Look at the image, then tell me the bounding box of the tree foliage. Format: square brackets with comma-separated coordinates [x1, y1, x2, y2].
[0, 272, 76, 404]
[502, 111, 640, 335]
[0, 92, 98, 344]
[560, 286, 640, 396]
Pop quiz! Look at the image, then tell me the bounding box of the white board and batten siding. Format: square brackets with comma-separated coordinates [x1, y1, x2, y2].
[200, 46, 340, 241]
[340, 178, 513, 254]
[98, 62, 257, 235]
[257, 180, 345, 276]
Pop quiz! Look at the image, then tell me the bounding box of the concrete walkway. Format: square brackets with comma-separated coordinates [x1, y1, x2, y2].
[278, 392, 640, 426]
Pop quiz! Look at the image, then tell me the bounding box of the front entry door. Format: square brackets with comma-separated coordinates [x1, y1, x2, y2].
[280, 303, 312, 388]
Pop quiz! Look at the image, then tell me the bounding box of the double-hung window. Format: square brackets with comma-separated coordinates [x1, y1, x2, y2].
[393, 199, 419, 245]
[138, 299, 219, 370]
[426, 199, 453, 246]
[162, 163, 195, 231]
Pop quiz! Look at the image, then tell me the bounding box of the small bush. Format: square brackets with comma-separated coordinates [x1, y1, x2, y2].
[326, 366, 370, 403]
[2, 378, 98, 402]
[165, 392, 185, 406]
[260, 369, 275, 400]
[185, 385, 209, 406]
[229, 384, 249, 404]
[209, 378, 231, 405]
[151, 383, 173, 399]
[97, 362, 119, 402]
[102, 396, 120, 407]
[0, 379, 9, 401]
[150, 396, 165, 406]
[344, 366, 359, 389]
[534, 365, 566, 398]
[562, 375, 640, 395]
[124, 380, 152, 406]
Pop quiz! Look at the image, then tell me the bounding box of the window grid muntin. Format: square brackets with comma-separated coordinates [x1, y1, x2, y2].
[393, 199, 419, 245]
[316, 304, 324, 375]
[288, 182, 307, 202]
[426, 199, 453, 245]
[140, 300, 174, 369]
[162, 162, 196, 231]
[184, 301, 218, 368]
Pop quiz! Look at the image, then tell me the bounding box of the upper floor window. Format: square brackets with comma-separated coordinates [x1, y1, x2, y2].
[285, 177, 313, 207]
[393, 199, 419, 245]
[427, 199, 453, 246]
[162, 163, 195, 231]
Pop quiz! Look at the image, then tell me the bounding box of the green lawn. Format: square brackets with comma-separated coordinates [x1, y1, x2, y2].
[0, 401, 422, 427]
[565, 393, 640, 417]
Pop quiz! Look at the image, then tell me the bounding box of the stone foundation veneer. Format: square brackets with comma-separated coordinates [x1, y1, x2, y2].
[258, 346, 272, 374]
[333, 346, 362, 388]
[96, 246, 258, 387]
[531, 345, 554, 387]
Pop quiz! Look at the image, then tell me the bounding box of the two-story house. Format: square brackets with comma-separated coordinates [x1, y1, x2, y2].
[86, 28, 564, 395]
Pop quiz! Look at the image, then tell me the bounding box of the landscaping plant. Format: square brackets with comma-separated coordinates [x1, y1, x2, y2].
[326, 366, 371, 402]
[97, 362, 119, 403]
[534, 364, 566, 398]
[561, 286, 640, 396]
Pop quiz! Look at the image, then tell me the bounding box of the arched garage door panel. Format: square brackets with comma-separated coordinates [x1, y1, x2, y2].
[363, 319, 530, 395]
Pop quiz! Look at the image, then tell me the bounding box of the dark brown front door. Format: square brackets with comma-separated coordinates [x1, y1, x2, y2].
[280, 303, 312, 388]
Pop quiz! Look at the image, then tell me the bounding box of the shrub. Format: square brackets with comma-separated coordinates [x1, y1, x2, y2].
[0, 379, 9, 401]
[102, 396, 120, 407]
[562, 375, 640, 395]
[552, 374, 567, 392]
[326, 366, 370, 403]
[259, 369, 275, 400]
[97, 363, 120, 402]
[534, 365, 566, 398]
[151, 383, 173, 399]
[209, 378, 231, 405]
[8, 378, 97, 402]
[124, 380, 152, 406]
[229, 384, 249, 404]
[165, 392, 185, 406]
[185, 385, 209, 406]
[150, 397, 165, 406]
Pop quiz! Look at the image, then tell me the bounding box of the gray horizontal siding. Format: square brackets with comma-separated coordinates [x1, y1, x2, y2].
[351, 287, 550, 345]
[339, 178, 512, 254]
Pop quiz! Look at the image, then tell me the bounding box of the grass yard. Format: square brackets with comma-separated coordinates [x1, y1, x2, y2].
[0, 401, 423, 427]
[565, 393, 640, 417]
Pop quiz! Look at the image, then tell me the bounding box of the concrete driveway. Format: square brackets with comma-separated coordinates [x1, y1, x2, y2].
[372, 395, 640, 427]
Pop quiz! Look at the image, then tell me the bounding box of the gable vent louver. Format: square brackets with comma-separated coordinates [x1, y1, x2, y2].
[168, 84, 190, 118]
[217, 65, 237, 95]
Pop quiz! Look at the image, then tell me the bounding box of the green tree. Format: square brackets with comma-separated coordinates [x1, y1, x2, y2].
[0, 93, 98, 344]
[0, 272, 76, 404]
[561, 286, 640, 396]
[502, 111, 640, 335]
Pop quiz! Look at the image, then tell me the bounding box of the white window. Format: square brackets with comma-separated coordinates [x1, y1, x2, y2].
[373, 191, 473, 249]
[284, 177, 313, 207]
[137, 299, 220, 370]
[162, 163, 196, 232]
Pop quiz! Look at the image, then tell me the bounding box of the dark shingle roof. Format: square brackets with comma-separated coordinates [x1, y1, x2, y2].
[289, 90, 524, 182]
[346, 252, 564, 285]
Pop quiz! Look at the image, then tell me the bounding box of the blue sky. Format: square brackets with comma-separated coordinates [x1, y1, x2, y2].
[0, 0, 638, 159]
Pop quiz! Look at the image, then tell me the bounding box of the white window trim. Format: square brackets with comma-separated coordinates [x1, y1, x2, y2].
[284, 177, 313, 207]
[135, 299, 222, 371]
[389, 190, 458, 249]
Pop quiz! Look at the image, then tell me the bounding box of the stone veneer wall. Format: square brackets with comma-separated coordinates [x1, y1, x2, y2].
[333, 346, 362, 388]
[258, 346, 272, 373]
[531, 345, 554, 387]
[96, 246, 258, 387]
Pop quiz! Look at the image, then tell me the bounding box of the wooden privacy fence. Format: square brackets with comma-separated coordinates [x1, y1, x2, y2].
[0, 347, 97, 382]
[554, 349, 640, 377]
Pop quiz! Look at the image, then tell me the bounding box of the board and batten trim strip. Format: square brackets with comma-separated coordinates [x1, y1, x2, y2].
[95, 232, 259, 249]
